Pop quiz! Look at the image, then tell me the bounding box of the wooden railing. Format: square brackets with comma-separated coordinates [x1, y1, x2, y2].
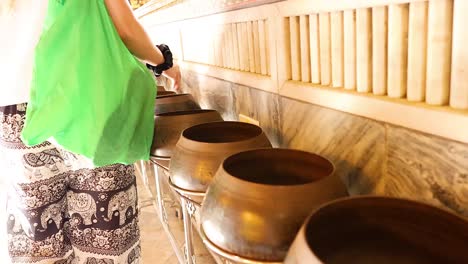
[138, 0, 468, 143]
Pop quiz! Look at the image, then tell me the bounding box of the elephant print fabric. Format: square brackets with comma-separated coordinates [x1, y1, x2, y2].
[1, 104, 141, 263]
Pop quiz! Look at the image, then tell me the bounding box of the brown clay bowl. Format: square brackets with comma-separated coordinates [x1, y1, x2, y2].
[154, 93, 201, 115]
[151, 109, 223, 159]
[200, 149, 348, 262]
[169, 122, 272, 203]
[284, 196, 468, 264]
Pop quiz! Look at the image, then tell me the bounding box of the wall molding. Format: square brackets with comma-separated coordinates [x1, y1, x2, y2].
[280, 81, 468, 144]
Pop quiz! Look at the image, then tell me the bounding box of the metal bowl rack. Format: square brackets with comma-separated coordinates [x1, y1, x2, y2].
[138, 156, 282, 264]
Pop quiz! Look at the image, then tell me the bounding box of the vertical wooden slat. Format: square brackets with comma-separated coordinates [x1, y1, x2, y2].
[247, 21, 256, 73]
[372, 6, 387, 95]
[309, 14, 321, 84]
[319, 13, 331, 85]
[450, 0, 468, 109]
[259, 19, 268, 75]
[331, 12, 344, 88]
[300, 15, 311, 83]
[224, 24, 233, 69]
[426, 0, 453, 105]
[237, 23, 245, 71]
[283, 17, 292, 80]
[356, 8, 372, 93]
[232, 23, 240, 70]
[265, 20, 271, 75]
[213, 29, 220, 67]
[253, 21, 261, 74]
[243, 22, 250, 72]
[223, 25, 229, 68]
[289, 16, 301, 81]
[229, 24, 234, 68]
[388, 4, 408, 98]
[343, 10, 356, 90]
[407, 2, 428, 102]
[218, 29, 224, 67]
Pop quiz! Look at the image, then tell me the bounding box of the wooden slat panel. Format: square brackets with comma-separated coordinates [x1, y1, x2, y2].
[319, 13, 331, 85]
[372, 6, 387, 95]
[407, 2, 428, 102]
[247, 21, 256, 73]
[387, 4, 408, 98]
[300, 15, 311, 83]
[253, 21, 261, 74]
[331, 12, 344, 88]
[289, 16, 301, 81]
[259, 19, 268, 75]
[356, 8, 372, 93]
[309, 14, 321, 84]
[426, 0, 453, 105]
[450, 0, 468, 109]
[343, 10, 356, 90]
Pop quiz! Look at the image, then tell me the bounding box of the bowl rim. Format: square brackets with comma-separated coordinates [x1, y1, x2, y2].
[155, 109, 218, 117]
[300, 195, 468, 261]
[208, 148, 337, 195]
[176, 121, 272, 151]
[221, 148, 336, 187]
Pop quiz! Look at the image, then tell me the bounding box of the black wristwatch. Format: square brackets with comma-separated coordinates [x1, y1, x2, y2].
[146, 44, 173, 77]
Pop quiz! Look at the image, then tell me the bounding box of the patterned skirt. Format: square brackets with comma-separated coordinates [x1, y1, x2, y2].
[0, 103, 141, 264]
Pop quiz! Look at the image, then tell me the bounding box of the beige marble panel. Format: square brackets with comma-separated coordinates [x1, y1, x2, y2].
[381, 126, 468, 216]
[231, 84, 282, 147]
[279, 96, 386, 195]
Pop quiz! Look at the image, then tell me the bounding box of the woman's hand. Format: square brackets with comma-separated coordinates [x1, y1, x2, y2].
[162, 64, 181, 92]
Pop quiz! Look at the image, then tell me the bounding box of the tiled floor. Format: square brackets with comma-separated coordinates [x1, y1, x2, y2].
[137, 177, 180, 263]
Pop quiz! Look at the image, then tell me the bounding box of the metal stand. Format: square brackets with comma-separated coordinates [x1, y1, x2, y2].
[146, 157, 217, 264]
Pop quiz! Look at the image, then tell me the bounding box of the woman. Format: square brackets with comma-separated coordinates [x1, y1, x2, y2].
[0, 0, 180, 263]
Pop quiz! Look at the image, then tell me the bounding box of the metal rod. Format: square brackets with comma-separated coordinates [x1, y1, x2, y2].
[140, 160, 149, 188]
[181, 199, 195, 264]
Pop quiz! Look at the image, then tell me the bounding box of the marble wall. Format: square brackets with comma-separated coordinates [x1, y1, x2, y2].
[158, 71, 468, 217]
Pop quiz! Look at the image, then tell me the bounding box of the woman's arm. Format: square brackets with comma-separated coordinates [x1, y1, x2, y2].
[104, 0, 164, 66]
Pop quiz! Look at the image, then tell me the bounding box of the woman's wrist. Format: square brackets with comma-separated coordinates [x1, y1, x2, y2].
[146, 44, 173, 77]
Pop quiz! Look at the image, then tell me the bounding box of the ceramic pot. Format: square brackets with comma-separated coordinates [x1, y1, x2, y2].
[285, 196, 468, 264]
[156, 91, 177, 97]
[169, 122, 272, 203]
[200, 149, 347, 262]
[151, 109, 223, 158]
[154, 93, 201, 115]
